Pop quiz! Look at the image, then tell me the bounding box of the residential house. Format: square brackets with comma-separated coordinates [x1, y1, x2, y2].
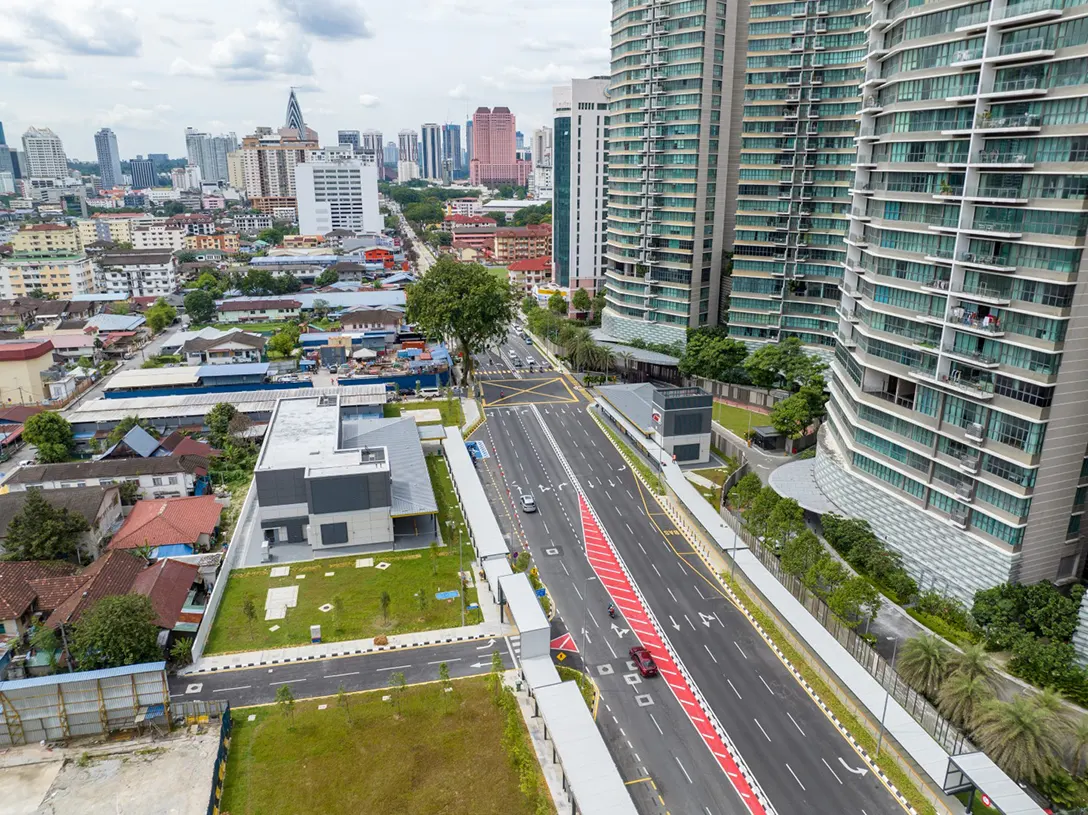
[2, 455, 211, 499]
[166, 213, 215, 236]
[184, 233, 240, 253]
[0, 561, 80, 638]
[0, 339, 55, 404]
[99, 425, 163, 460]
[158, 431, 218, 460]
[0, 486, 124, 561]
[0, 300, 39, 330]
[181, 330, 266, 365]
[108, 495, 222, 559]
[339, 307, 404, 331]
[492, 225, 552, 264]
[216, 299, 301, 324]
[507, 256, 553, 296]
[0, 406, 41, 459]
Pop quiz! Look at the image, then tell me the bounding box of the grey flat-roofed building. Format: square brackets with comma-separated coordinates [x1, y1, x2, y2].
[253, 395, 436, 558]
[597, 383, 713, 465]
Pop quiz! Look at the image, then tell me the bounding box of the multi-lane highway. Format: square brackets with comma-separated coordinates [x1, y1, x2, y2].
[472, 330, 902, 815]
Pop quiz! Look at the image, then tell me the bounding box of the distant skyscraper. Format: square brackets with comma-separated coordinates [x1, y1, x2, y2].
[469, 107, 530, 187]
[148, 153, 169, 172]
[0, 121, 6, 146]
[442, 124, 463, 176]
[239, 126, 319, 212]
[22, 127, 68, 179]
[185, 128, 238, 184]
[383, 141, 398, 166]
[360, 130, 383, 165]
[421, 123, 442, 181]
[94, 128, 123, 190]
[129, 156, 155, 189]
[466, 120, 474, 166]
[397, 130, 419, 182]
[516, 131, 525, 150]
[553, 79, 609, 293]
[338, 130, 361, 151]
[0, 123, 13, 182]
[285, 89, 305, 132]
[532, 127, 553, 169]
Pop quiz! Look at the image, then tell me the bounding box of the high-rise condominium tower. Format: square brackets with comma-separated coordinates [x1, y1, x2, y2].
[22, 127, 68, 179]
[553, 78, 610, 294]
[421, 123, 443, 181]
[338, 130, 361, 151]
[602, 0, 748, 347]
[94, 128, 123, 190]
[185, 128, 239, 184]
[442, 124, 463, 176]
[797, 0, 1088, 600]
[129, 156, 155, 190]
[397, 130, 420, 182]
[286, 89, 305, 133]
[727, 0, 867, 353]
[360, 130, 383, 165]
[295, 158, 382, 236]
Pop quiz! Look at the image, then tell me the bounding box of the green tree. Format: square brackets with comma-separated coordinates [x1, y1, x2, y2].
[491, 211, 507, 227]
[937, 672, 994, 731]
[315, 269, 340, 287]
[242, 594, 257, 632]
[195, 271, 223, 293]
[389, 671, 407, 713]
[521, 295, 538, 313]
[183, 289, 217, 325]
[806, 555, 850, 599]
[744, 486, 781, 540]
[406, 256, 516, 385]
[70, 593, 161, 670]
[490, 649, 505, 698]
[206, 403, 238, 442]
[145, 298, 177, 334]
[77, 355, 95, 370]
[4, 488, 91, 561]
[726, 472, 762, 513]
[438, 661, 452, 705]
[380, 590, 391, 622]
[29, 625, 61, 672]
[1070, 716, 1088, 775]
[170, 636, 194, 667]
[591, 290, 606, 318]
[107, 415, 158, 447]
[403, 200, 444, 225]
[111, 301, 131, 315]
[310, 299, 332, 320]
[947, 642, 996, 684]
[547, 292, 568, 316]
[780, 529, 824, 579]
[678, 328, 749, 382]
[828, 576, 882, 626]
[974, 695, 1063, 782]
[571, 287, 592, 314]
[276, 684, 296, 725]
[118, 481, 140, 505]
[765, 497, 805, 551]
[898, 634, 950, 697]
[770, 390, 817, 439]
[743, 337, 827, 391]
[267, 324, 300, 358]
[23, 411, 74, 463]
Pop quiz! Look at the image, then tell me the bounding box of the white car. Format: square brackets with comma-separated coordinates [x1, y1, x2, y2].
[519, 494, 537, 513]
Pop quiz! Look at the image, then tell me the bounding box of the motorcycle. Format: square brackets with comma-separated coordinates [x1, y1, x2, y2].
[608, 604, 616, 619]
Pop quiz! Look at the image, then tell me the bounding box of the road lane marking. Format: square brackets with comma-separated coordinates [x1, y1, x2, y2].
[786, 763, 806, 791]
[704, 644, 718, 664]
[375, 665, 412, 672]
[684, 614, 696, 631]
[269, 678, 306, 686]
[759, 675, 775, 695]
[217, 685, 252, 692]
[726, 679, 742, 699]
[649, 713, 664, 735]
[666, 587, 678, 603]
[675, 757, 693, 784]
[324, 672, 360, 679]
[753, 718, 772, 742]
[624, 523, 633, 534]
[822, 758, 844, 785]
[733, 641, 748, 659]
[426, 659, 461, 666]
[652, 564, 662, 577]
[787, 712, 806, 737]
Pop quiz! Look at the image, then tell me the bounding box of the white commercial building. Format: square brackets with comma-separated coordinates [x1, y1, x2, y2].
[94, 250, 178, 297]
[397, 130, 419, 182]
[233, 213, 274, 235]
[21, 127, 68, 180]
[132, 223, 186, 252]
[171, 164, 203, 190]
[552, 78, 610, 295]
[295, 158, 381, 238]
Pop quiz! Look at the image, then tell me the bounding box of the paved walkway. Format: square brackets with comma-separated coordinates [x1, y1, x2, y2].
[461, 397, 480, 430]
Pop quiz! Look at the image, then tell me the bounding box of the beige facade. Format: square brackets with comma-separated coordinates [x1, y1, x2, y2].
[1, 257, 96, 299]
[0, 342, 55, 404]
[227, 151, 245, 191]
[132, 224, 186, 252]
[10, 225, 81, 257]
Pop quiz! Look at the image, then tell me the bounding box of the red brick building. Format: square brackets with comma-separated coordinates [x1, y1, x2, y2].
[492, 225, 552, 264]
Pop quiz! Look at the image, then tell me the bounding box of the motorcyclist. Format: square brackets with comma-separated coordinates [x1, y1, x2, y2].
[608, 602, 616, 618]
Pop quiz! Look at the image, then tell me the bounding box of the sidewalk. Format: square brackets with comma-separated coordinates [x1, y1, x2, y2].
[505, 671, 574, 815]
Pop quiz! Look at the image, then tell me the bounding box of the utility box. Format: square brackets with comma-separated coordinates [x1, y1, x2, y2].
[310, 624, 321, 643]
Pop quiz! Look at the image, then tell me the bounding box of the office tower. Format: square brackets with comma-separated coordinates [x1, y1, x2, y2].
[21, 127, 68, 179]
[602, 1, 747, 347]
[360, 130, 383, 165]
[286, 88, 305, 132]
[552, 79, 610, 294]
[466, 120, 474, 166]
[421, 123, 443, 181]
[442, 124, 463, 176]
[94, 128, 123, 190]
[148, 153, 169, 173]
[295, 158, 381, 236]
[532, 127, 553, 169]
[338, 130, 361, 151]
[397, 130, 419, 182]
[799, 0, 1088, 600]
[129, 156, 155, 189]
[516, 131, 525, 150]
[383, 141, 398, 166]
[469, 107, 531, 187]
[185, 128, 239, 184]
[0, 122, 10, 183]
[0, 121, 5, 146]
[12, 151, 26, 180]
[239, 127, 319, 213]
[726, 0, 866, 352]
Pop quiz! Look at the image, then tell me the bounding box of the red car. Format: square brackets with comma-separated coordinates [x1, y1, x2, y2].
[629, 645, 658, 678]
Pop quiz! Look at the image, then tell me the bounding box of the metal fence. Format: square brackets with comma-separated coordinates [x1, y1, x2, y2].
[686, 376, 790, 411]
[207, 704, 232, 815]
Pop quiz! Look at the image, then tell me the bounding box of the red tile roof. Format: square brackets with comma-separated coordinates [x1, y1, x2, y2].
[443, 215, 496, 226]
[507, 256, 552, 273]
[0, 340, 54, 361]
[130, 558, 200, 629]
[28, 574, 90, 613]
[0, 561, 79, 620]
[164, 436, 218, 459]
[109, 495, 222, 551]
[46, 550, 147, 626]
[0, 406, 43, 424]
[217, 299, 302, 312]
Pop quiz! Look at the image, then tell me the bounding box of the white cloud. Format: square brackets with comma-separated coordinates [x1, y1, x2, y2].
[358, 94, 380, 107]
[11, 55, 67, 79]
[520, 36, 577, 52]
[0, 37, 30, 63]
[274, 0, 373, 41]
[25, 2, 141, 57]
[481, 63, 577, 92]
[168, 58, 212, 78]
[447, 84, 469, 100]
[129, 80, 155, 92]
[100, 103, 174, 129]
[176, 22, 313, 81]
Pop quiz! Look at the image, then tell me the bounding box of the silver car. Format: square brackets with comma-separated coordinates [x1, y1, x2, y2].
[519, 494, 537, 513]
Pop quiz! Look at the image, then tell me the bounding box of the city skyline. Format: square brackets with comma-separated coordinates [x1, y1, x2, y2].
[1, 0, 610, 158]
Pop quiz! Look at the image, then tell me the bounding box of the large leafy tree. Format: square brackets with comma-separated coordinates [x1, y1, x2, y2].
[107, 415, 158, 447]
[145, 298, 177, 334]
[70, 593, 162, 671]
[183, 289, 217, 325]
[972, 582, 1085, 650]
[678, 328, 749, 382]
[898, 634, 950, 697]
[23, 411, 74, 463]
[406, 256, 516, 385]
[780, 529, 824, 579]
[937, 673, 994, 731]
[206, 403, 238, 442]
[267, 324, 300, 358]
[571, 288, 592, 314]
[315, 269, 340, 287]
[765, 497, 805, 552]
[744, 486, 781, 540]
[726, 472, 762, 513]
[548, 292, 568, 316]
[828, 576, 882, 625]
[974, 695, 1064, 782]
[743, 337, 826, 391]
[4, 488, 90, 561]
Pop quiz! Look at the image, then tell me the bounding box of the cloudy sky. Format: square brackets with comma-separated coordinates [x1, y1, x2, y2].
[0, 0, 611, 160]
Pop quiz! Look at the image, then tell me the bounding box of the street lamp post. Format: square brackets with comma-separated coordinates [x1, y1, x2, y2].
[876, 635, 899, 757]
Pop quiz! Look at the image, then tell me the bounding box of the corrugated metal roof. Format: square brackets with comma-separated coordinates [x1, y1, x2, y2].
[105, 367, 202, 390]
[197, 362, 270, 378]
[339, 416, 437, 516]
[0, 661, 166, 691]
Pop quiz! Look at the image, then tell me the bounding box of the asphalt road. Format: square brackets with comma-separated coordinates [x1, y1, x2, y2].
[472, 337, 902, 815]
[170, 638, 519, 708]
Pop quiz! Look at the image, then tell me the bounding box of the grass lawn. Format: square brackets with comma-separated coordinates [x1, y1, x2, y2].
[488, 266, 509, 281]
[712, 402, 770, 438]
[596, 419, 664, 495]
[221, 677, 553, 815]
[689, 465, 736, 509]
[212, 321, 292, 334]
[427, 455, 469, 548]
[385, 399, 465, 427]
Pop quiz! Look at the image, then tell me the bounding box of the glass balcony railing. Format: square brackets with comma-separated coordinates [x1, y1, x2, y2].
[991, 76, 1041, 93]
[976, 150, 1031, 163]
[976, 113, 1042, 129]
[1000, 0, 1063, 18]
[997, 37, 1048, 57]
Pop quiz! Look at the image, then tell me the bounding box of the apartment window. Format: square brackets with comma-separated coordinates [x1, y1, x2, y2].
[1068, 514, 1082, 538]
[152, 477, 164, 486]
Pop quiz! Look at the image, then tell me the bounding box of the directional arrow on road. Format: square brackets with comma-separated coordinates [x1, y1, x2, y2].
[538, 484, 551, 493]
[699, 612, 715, 628]
[476, 639, 496, 650]
[669, 615, 681, 631]
[838, 757, 868, 776]
[610, 623, 630, 638]
[470, 661, 491, 669]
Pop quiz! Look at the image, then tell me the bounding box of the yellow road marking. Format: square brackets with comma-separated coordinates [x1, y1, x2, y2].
[624, 776, 653, 786]
[482, 377, 578, 407]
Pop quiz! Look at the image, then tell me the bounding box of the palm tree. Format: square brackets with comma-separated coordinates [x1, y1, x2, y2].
[946, 642, 995, 684]
[974, 696, 1063, 782]
[615, 350, 634, 377]
[1033, 687, 1072, 738]
[937, 673, 994, 731]
[897, 634, 950, 697]
[592, 343, 615, 375]
[1069, 716, 1088, 775]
